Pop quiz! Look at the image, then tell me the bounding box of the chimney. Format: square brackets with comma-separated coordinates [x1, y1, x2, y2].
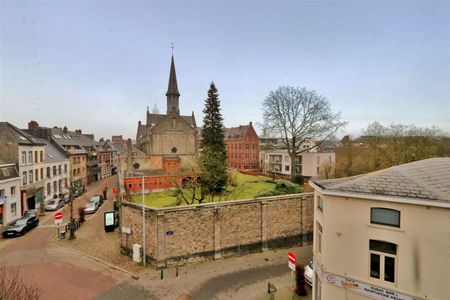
[63, 126, 68, 133]
[28, 121, 39, 130]
[75, 129, 82, 134]
[138, 121, 141, 126]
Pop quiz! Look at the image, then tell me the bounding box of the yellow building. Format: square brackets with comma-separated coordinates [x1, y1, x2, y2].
[310, 158, 450, 300]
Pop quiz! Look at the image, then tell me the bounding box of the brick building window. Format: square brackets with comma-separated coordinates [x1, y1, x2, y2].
[22, 151, 27, 164]
[28, 151, 33, 164]
[35, 169, 39, 181]
[34, 151, 38, 163]
[53, 166, 57, 176]
[40, 168, 43, 180]
[29, 170, 33, 183]
[10, 186, 16, 195]
[40, 151, 43, 162]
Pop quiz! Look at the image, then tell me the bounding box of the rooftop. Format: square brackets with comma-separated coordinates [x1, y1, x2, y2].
[313, 157, 450, 203]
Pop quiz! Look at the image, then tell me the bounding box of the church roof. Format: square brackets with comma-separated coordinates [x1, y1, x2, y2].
[146, 113, 196, 128]
[166, 55, 180, 97]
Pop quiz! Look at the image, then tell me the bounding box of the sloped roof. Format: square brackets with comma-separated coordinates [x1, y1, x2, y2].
[314, 158, 450, 203]
[0, 164, 19, 181]
[33, 137, 69, 162]
[0, 122, 45, 145]
[166, 55, 180, 97]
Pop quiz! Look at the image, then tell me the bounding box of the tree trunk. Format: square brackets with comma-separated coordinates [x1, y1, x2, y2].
[290, 153, 297, 182]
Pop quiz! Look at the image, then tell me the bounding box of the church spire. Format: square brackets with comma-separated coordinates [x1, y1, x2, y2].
[166, 54, 180, 115]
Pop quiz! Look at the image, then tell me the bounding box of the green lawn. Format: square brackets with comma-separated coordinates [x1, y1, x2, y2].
[131, 171, 277, 208]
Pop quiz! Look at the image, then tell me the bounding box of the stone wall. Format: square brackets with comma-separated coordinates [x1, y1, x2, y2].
[121, 193, 313, 267]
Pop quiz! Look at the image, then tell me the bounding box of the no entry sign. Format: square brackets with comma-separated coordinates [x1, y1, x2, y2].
[288, 252, 296, 271]
[54, 212, 63, 225]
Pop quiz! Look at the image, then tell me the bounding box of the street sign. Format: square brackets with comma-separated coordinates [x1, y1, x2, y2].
[54, 212, 63, 225]
[288, 252, 296, 271]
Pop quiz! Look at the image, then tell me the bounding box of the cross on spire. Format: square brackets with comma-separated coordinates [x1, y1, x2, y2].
[171, 42, 174, 55]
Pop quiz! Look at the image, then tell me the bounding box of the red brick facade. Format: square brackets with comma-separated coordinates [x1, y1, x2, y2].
[162, 157, 180, 175]
[225, 122, 260, 172]
[124, 175, 182, 192]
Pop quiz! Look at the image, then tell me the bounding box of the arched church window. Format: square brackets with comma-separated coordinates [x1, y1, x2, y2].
[172, 118, 176, 129]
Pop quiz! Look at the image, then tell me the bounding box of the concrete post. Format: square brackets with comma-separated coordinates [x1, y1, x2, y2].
[214, 207, 221, 260]
[261, 201, 268, 252]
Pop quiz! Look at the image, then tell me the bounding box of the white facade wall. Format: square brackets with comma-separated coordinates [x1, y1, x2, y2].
[312, 192, 450, 300]
[18, 144, 46, 210]
[43, 160, 70, 203]
[0, 177, 22, 226]
[260, 149, 335, 179]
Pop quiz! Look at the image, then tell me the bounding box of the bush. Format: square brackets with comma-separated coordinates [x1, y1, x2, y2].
[255, 189, 283, 198]
[275, 180, 302, 194]
[292, 175, 304, 185]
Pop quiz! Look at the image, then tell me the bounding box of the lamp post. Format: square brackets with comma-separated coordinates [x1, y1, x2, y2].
[68, 179, 76, 240]
[133, 167, 146, 268]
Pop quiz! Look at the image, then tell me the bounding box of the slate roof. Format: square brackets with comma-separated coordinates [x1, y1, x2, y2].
[0, 164, 19, 181]
[313, 158, 450, 203]
[0, 122, 45, 145]
[33, 138, 69, 162]
[146, 114, 196, 128]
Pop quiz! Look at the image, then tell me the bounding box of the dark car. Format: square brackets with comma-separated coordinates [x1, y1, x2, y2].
[2, 216, 39, 237]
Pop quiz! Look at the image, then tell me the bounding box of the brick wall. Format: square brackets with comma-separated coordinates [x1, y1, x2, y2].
[121, 193, 313, 267]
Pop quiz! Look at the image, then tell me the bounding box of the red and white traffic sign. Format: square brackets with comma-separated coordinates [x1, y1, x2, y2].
[54, 212, 63, 225]
[288, 252, 296, 271]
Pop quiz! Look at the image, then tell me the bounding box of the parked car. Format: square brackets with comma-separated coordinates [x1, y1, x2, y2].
[90, 195, 104, 206]
[2, 215, 39, 237]
[23, 209, 39, 219]
[84, 199, 99, 214]
[304, 261, 313, 286]
[45, 198, 64, 211]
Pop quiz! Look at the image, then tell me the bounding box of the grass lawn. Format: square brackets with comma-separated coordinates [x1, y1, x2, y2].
[131, 171, 277, 208]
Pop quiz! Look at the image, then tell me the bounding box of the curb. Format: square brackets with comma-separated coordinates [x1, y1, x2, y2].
[52, 239, 140, 280]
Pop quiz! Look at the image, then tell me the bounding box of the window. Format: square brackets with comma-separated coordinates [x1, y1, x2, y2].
[40, 168, 43, 180]
[369, 240, 397, 283]
[28, 151, 33, 164]
[29, 170, 33, 183]
[10, 186, 16, 195]
[47, 183, 51, 195]
[53, 181, 57, 194]
[46, 167, 50, 178]
[53, 166, 57, 176]
[22, 151, 27, 164]
[371, 208, 400, 227]
[316, 222, 323, 254]
[23, 171, 27, 185]
[172, 118, 176, 128]
[58, 165, 62, 174]
[64, 164, 67, 173]
[317, 196, 323, 211]
[0, 189, 4, 197]
[11, 203, 17, 216]
[40, 151, 43, 162]
[285, 165, 289, 172]
[34, 151, 38, 163]
[35, 169, 39, 181]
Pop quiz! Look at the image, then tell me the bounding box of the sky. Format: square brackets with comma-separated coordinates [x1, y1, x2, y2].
[1, 0, 449, 140]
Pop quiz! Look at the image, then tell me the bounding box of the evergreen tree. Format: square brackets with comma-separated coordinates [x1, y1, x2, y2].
[200, 82, 227, 194]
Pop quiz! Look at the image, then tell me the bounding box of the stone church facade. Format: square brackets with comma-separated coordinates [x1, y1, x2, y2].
[136, 55, 198, 170]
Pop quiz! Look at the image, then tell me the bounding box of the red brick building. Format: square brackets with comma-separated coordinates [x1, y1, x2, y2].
[225, 122, 260, 172]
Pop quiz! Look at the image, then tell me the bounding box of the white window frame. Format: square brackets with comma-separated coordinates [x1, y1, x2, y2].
[369, 240, 397, 285]
[316, 222, 323, 254]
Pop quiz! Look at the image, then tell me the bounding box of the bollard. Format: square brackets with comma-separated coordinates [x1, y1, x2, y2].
[267, 282, 270, 294]
[160, 269, 164, 280]
[176, 267, 179, 277]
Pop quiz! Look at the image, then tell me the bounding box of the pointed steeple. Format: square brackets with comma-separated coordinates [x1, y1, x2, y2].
[166, 55, 180, 115]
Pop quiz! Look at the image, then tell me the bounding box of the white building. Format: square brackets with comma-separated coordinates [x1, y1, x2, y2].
[309, 158, 450, 300]
[32, 138, 71, 203]
[0, 163, 22, 226]
[260, 149, 335, 179]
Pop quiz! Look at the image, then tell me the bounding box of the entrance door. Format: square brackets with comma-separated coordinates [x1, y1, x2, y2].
[27, 196, 36, 210]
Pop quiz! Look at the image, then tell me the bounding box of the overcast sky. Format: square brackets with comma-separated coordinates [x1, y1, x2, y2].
[1, 0, 449, 140]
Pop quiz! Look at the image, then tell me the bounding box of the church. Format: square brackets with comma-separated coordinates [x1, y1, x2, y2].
[136, 55, 198, 171]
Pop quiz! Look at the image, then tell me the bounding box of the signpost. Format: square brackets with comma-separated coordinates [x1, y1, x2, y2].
[288, 252, 296, 271]
[54, 212, 63, 225]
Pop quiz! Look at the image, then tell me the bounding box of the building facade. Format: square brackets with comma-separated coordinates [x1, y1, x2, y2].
[0, 163, 21, 226]
[225, 122, 260, 172]
[260, 149, 335, 180]
[0, 122, 46, 214]
[309, 158, 450, 300]
[135, 55, 198, 170]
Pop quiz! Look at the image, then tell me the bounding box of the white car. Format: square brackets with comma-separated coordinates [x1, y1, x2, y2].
[84, 198, 100, 214]
[304, 261, 313, 286]
[45, 198, 64, 211]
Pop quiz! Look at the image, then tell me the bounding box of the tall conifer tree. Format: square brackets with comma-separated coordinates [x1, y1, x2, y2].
[200, 82, 227, 193]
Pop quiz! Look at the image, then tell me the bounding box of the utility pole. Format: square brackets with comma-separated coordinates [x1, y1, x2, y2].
[68, 180, 76, 240]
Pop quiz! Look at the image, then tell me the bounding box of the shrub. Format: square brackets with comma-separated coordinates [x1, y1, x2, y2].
[292, 175, 304, 185]
[275, 180, 302, 194]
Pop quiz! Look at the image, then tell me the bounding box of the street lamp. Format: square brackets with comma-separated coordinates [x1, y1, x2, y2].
[68, 180, 76, 240]
[133, 164, 146, 268]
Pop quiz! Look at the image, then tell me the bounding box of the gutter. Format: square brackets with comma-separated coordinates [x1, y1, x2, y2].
[309, 181, 450, 209]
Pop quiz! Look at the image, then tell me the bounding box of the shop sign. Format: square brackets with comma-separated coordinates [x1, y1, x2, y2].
[326, 273, 419, 300]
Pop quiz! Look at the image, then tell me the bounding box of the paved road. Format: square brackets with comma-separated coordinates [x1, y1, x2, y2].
[0, 176, 129, 300]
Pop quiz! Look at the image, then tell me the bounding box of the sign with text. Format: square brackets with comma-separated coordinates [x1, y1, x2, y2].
[326, 273, 419, 300]
[104, 211, 116, 232]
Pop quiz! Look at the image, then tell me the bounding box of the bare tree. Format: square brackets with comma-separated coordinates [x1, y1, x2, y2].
[0, 266, 40, 300]
[262, 86, 347, 180]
